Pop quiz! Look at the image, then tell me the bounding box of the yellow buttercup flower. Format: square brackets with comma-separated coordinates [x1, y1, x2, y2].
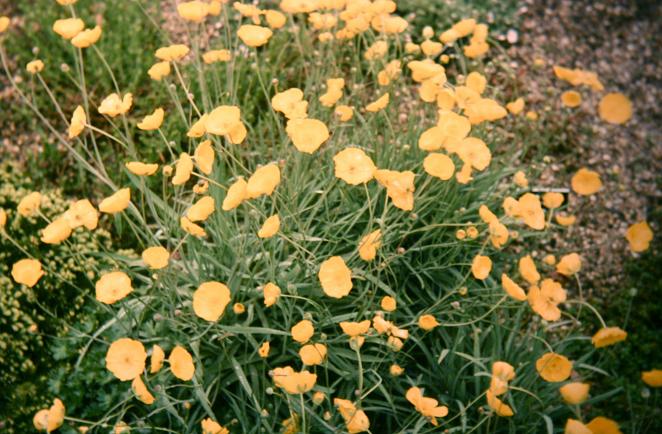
[265, 10, 287, 29]
[258, 214, 280, 238]
[501, 274, 526, 301]
[181, 216, 206, 237]
[286, 118, 329, 153]
[374, 169, 416, 211]
[318, 256, 353, 298]
[246, 164, 281, 198]
[334, 104, 354, 121]
[506, 97, 525, 115]
[99, 188, 131, 214]
[172, 153, 193, 185]
[177, 1, 209, 22]
[556, 253, 581, 276]
[201, 418, 229, 434]
[519, 255, 540, 284]
[203, 49, 231, 64]
[423, 153, 455, 180]
[52, 18, 85, 39]
[291, 319, 315, 344]
[381, 296, 396, 312]
[625, 221, 653, 253]
[560, 382, 590, 405]
[263, 282, 281, 307]
[169, 345, 195, 381]
[471, 255, 492, 280]
[126, 161, 159, 176]
[641, 370, 662, 388]
[272, 88, 308, 119]
[486, 389, 513, 417]
[46, 398, 66, 433]
[358, 229, 382, 261]
[11, 259, 45, 287]
[237, 24, 273, 47]
[571, 168, 602, 195]
[193, 281, 231, 321]
[406, 387, 449, 426]
[205, 105, 242, 135]
[155, 44, 190, 61]
[41, 217, 72, 244]
[95, 271, 133, 304]
[194, 140, 215, 175]
[148, 61, 171, 80]
[18, 191, 42, 216]
[26, 60, 44, 74]
[105, 338, 146, 381]
[150, 345, 165, 374]
[187, 196, 215, 222]
[591, 327, 627, 348]
[142, 246, 170, 269]
[299, 343, 327, 366]
[137, 108, 165, 130]
[131, 376, 155, 405]
[561, 90, 582, 108]
[68, 105, 86, 138]
[365, 92, 389, 112]
[518, 193, 545, 230]
[598, 92, 632, 124]
[528, 279, 566, 321]
[98, 93, 133, 117]
[333, 148, 376, 185]
[536, 352, 572, 382]
[418, 314, 439, 330]
[334, 398, 370, 433]
[71, 26, 102, 48]
[272, 366, 317, 394]
[0, 16, 10, 33]
[222, 177, 248, 210]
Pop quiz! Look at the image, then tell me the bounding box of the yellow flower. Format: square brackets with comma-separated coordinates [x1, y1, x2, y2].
[471, 254, 492, 280]
[513, 170, 529, 187]
[172, 153, 193, 185]
[272, 366, 316, 394]
[41, 217, 72, 244]
[18, 191, 42, 216]
[625, 221, 653, 253]
[299, 343, 327, 365]
[56, 0, 78, 5]
[150, 345, 165, 373]
[571, 168, 602, 195]
[44, 398, 65, 433]
[556, 253, 581, 276]
[591, 327, 627, 348]
[98, 93, 133, 117]
[456, 137, 491, 171]
[205, 105, 242, 135]
[99, 188, 131, 214]
[501, 274, 526, 301]
[33, 409, 48, 431]
[258, 341, 270, 358]
[71, 26, 102, 48]
[272, 88, 308, 119]
[11, 259, 45, 287]
[291, 319, 314, 344]
[125, 161, 159, 176]
[598, 92, 632, 124]
[177, 1, 209, 22]
[365, 93, 389, 112]
[0, 16, 10, 33]
[390, 364, 404, 376]
[142, 246, 170, 269]
[486, 389, 513, 417]
[489, 361, 515, 395]
[169, 345, 195, 381]
[518, 192, 545, 230]
[194, 140, 215, 175]
[561, 90, 582, 108]
[339, 320, 371, 337]
[506, 97, 525, 115]
[193, 281, 231, 322]
[246, 164, 281, 198]
[95, 271, 133, 304]
[319, 256, 353, 298]
[381, 296, 396, 312]
[263, 282, 281, 307]
[265, 9, 287, 29]
[333, 148, 376, 185]
[641, 369, 662, 388]
[237, 24, 273, 47]
[137, 108, 165, 130]
[203, 49, 231, 64]
[553, 65, 603, 90]
[364, 40, 388, 60]
[560, 382, 590, 405]
[155, 44, 190, 61]
[358, 229, 382, 261]
[148, 61, 171, 80]
[334, 398, 370, 433]
[286, 118, 329, 153]
[201, 418, 229, 434]
[181, 216, 206, 237]
[52, 18, 85, 39]
[586, 417, 623, 434]
[258, 214, 280, 238]
[565, 419, 593, 434]
[374, 169, 416, 211]
[105, 338, 146, 381]
[334, 104, 354, 121]
[222, 177, 247, 210]
[131, 376, 155, 405]
[423, 153, 455, 180]
[26, 59, 44, 74]
[406, 387, 449, 426]
[519, 255, 540, 284]
[542, 192, 564, 209]
[68, 105, 86, 138]
[418, 314, 438, 331]
[536, 352, 572, 382]
[528, 278, 566, 321]
[0, 208, 7, 228]
[187, 196, 215, 222]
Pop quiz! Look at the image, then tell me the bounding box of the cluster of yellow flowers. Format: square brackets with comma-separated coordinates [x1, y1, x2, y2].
[0, 0, 658, 433]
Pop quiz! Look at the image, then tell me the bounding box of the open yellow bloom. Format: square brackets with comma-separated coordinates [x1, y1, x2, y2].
[169, 345, 195, 381]
[565, 419, 593, 434]
[375, 169, 415, 211]
[299, 343, 327, 365]
[586, 417, 623, 434]
[406, 387, 449, 426]
[246, 164, 281, 198]
[333, 148, 376, 185]
[418, 314, 439, 330]
[131, 376, 155, 405]
[263, 282, 281, 307]
[272, 366, 316, 394]
[625, 221, 653, 253]
[126, 161, 159, 176]
[536, 352, 572, 382]
[641, 369, 662, 387]
[44, 398, 65, 433]
[155, 44, 190, 61]
[96, 271, 133, 304]
[291, 319, 314, 343]
[365, 93, 389, 112]
[335, 105, 354, 121]
[26, 60, 44, 74]
[598, 92, 632, 124]
[286, 118, 329, 153]
[501, 274, 526, 301]
[272, 88, 308, 119]
[99, 188, 131, 214]
[68, 105, 86, 138]
[542, 192, 564, 209]
[53, 18, 85, 39]
[318, 256, 353, 298]
[560, 382, 590, 405]
[105, 338, 146, 381]
[591, 327, 627, 348]
[471, 255, 492, 280]
[519, 255, 540, 284]
[142, 246, 170, 269]
[203, 49, 231, 64]
[181, 216, 206, 237]
[506, 97, 525, 115]
[489, 361, 515, 395]
[334, 398, 370, 433]
[194, 140, 215, 175]
[177, 1, 209, 22]
[18, 191, 42, 216]
[193, 281, 231, 322]
[201, 418, 229, 434]
[258, 214, 280, 238]
[148, 61, 171, 80]
[423, 153, 455, 180]
[556, 253, 581, 276]
[137, 108, 165, 130]
[11, 259, 45, 287]
[150, 345, 165, 374]
[528, 278, 566, 321]
[205, 105, 241, 135]
[0, 16, 10, 33]
[187, 196, 215, 222]
[571, 168, 602, 195]
[71, 26, 102, 48]
[172, 153, 193, 185]
[518, 193, 545, 230]
[561, 90, 582, 108]
[339, 320, 371, 338]
[358, 229, 382, 261]
[237, 24, 273, 47]
[486, 389, 513, 417]
[98, 93, 133, 117]
[258, 341, 270, 358]
[41, 217, 72, 244]
[222, 177, 247, 210]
